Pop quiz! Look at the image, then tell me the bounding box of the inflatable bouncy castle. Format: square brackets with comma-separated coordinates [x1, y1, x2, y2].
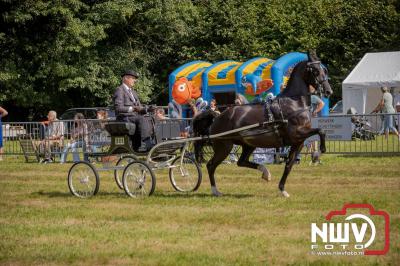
[169, 52, 329, 117]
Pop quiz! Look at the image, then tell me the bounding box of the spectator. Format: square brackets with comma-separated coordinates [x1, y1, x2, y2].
[294, 85, 325, 164]
[0, 106, 8, 161]
[377, 110, 385, 135]
[155, 108, 167, 120]
[209, 99, 221, 114]
[235, 93, 249, 105]
[60, 113, 88, 163]
[88, 110, 110, 155]
[40, 110, 64, 163]
[394, 91, 400, 132]
[179, 99, 199, 138]
[113, 70, 152, 152]
[187, 98, 197, 117]
[168, 99, 182, 119]
[371, 86, 399, 140]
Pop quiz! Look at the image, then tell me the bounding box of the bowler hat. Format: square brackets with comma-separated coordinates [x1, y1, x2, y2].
[121, 70, 139, 78]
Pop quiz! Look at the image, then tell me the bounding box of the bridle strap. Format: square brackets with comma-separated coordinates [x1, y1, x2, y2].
[307, 61, 328, 95]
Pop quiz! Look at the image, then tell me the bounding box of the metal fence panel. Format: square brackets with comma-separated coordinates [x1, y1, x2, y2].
[1, 114, 399, 163]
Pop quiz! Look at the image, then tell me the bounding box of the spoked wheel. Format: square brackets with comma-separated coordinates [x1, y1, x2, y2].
[114, 155, 138, 190]
[122, 161, 156, 198]
[67, 162, 99, 198]
[169, 156, 202, 192]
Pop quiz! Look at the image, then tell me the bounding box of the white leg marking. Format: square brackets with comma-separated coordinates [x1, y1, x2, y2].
[281, 191, 290, 198]
[258, 164, 272, 181]
[211, 186, 222, 197]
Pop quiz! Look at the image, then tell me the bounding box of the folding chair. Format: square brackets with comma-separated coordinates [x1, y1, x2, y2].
[18, 134, 41, 162]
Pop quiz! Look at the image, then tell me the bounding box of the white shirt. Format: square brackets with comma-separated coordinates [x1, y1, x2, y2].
[122, 83, 135, 103]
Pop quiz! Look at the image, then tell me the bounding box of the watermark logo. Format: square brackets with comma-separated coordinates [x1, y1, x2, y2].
[310, 203, 390, 256]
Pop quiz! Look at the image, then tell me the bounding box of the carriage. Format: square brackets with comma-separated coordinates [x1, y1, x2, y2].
[66, 112, 284, 198]
[66, 116, 202, 198]
[68, 50, 332, 199]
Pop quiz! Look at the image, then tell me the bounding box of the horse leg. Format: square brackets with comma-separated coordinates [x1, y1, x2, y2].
[237, 145, 272, 181]
[278, 144, 303, 198]
[296, 127, 326, 153]
[318, 129, 326, 153]
[207, 141, 233, 196]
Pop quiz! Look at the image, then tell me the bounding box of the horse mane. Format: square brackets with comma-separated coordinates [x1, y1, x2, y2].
[279, 61, 309, 98]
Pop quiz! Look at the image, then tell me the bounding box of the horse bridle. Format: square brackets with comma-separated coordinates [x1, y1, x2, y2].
[306, 61, 329, 96]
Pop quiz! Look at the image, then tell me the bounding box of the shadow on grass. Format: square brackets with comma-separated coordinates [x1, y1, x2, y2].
[32, 190, 71, 197]
[32, 190, 126, 198]
[152, 192, 254, 199]
[32, 190, 254, 199]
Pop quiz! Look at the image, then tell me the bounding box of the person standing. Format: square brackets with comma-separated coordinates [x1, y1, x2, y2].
[295, 85, 324, 164]
[209, 99, 221, 114]
[394, 91, 400, 132]
[113, 70, 152, 152]
[168, 99, 182, 119]
[0, 106, 9, 161]
[60, 113, 88, 163]
[307, 91, 325, 164]
[371, 86, 399, 139]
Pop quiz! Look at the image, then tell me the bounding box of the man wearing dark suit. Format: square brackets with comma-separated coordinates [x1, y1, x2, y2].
[113, 70, 151, 152]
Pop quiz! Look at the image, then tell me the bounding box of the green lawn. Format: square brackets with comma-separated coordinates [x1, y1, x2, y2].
[0, 155, 399, 265]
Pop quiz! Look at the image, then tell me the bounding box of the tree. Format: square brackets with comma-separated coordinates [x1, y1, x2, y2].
[1, 0, 399, 120]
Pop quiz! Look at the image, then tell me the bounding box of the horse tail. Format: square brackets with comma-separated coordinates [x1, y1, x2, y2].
[192, 110, 218, 163]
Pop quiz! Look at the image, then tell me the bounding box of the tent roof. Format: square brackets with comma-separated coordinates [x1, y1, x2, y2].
[342, 51, 400, 89]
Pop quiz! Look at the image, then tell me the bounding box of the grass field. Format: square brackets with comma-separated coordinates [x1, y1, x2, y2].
[0, 155, 399, 265]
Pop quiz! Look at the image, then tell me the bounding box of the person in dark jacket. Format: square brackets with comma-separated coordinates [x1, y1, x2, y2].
[113, 70, 151, 152]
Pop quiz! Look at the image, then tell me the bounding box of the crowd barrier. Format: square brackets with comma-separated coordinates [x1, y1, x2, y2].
[1, 114, 399, 163]
[1, 118, 192, 163]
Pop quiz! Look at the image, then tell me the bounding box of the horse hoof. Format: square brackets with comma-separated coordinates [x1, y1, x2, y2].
[258, 165, 272, 182]
[262, 173, 272, 182]
[320, 147, 326, 153]
[281, 191, 290, 198]
[211, 186, 223, 197]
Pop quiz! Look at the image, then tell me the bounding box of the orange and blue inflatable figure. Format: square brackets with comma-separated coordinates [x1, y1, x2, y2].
[242, 74, 274, 96]
[172, 77, 202, 105]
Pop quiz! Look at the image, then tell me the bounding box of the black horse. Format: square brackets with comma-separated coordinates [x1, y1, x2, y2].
[192, 51, 332, 197]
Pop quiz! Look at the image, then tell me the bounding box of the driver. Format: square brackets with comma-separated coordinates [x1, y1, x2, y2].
[113, 70, 151, 152]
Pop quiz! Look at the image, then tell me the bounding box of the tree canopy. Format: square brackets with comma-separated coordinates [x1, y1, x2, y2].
[1, 0, 399, 120]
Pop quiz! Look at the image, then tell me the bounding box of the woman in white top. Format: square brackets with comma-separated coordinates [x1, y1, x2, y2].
[371, 87, 399, 139]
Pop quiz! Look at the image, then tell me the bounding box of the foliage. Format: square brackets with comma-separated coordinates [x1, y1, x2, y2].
[0, 0, 399, 119]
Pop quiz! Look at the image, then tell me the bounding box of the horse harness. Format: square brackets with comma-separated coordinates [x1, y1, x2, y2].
[258, 96, 311, 145]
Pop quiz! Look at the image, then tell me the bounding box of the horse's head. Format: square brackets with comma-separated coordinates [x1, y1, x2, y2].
[306, 51, 333, 98]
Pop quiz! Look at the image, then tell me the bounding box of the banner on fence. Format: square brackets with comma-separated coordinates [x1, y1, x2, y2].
[307, 116, 352, 142]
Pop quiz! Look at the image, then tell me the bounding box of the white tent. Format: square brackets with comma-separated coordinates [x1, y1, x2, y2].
[342, 51, 400, 114]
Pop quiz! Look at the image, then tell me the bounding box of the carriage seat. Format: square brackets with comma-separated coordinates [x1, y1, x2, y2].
[104, 122, 136, 136]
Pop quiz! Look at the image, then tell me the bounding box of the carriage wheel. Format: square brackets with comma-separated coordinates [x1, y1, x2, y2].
[114, 155, 138, 190]
[122, 161, 156, 198]
[169, 156, 202, 192]
[67, 162, 99, 198]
